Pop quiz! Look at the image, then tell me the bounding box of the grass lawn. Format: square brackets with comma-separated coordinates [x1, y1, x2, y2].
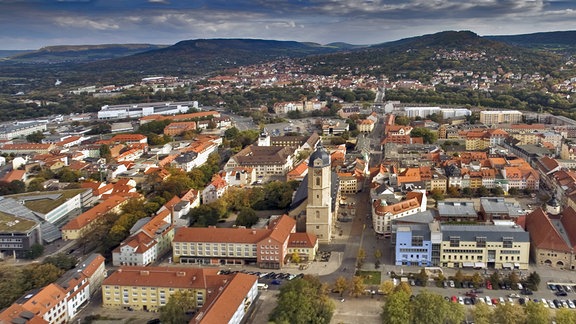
[358, 271, 382, 285]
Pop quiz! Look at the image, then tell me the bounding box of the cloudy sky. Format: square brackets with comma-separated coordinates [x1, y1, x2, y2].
[1, 0, 575, 50]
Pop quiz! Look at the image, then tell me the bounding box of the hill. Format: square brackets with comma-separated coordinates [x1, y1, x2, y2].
[486, 30, 576, 55]
[2, 44, 167, 64]
[300, 30, 564, 77]
[77, 38, 348, 77]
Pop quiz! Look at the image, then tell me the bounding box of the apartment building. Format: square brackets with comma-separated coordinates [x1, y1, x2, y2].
[480, 110, 522, 125]
[172, 215, 296, 269]
[286, 232, 319, 262]
[0, 121, 47, 140]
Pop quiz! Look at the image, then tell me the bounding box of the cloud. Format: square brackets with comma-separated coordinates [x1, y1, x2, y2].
[54, 16, 120, 30]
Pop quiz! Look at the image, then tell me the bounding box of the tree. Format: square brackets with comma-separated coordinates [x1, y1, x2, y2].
[555, 308, 576, 324]
[476, 186, 490, 197]
[526, 271, 541, 291]
[374, 249, 382, 260]
[415, 268, 429, 287]
[445, 301, 466, 324]
[491, 303, 526, 324]
[20, 263, 63, 291]
[379, 280, 395, 297]
[472, 302, 493, 324]
[381, 290, 411, 324]
[26, 131, 45, 143]
[332, 276, 348, 297]
[491, 187, 505, 196]
[394, 115, 411, 126]
[508, 187, 520, 196]
[159, 290, 196, 324]
[507, 271, 520, 288]
[410, 127, 437, 144]
[430, 189, 445, 201]
[490, 271, 502, 290]
[24, 243, 44, 259]
[525, 301, 550, 324]
[393, 282, 412, 295]
[349, 276, 365, 298]
[235, 207, 258, 227]
[411, 290, 449, 324]
[291, 252, 301, 264]
[43, 253, 78, 270]
[471, 272, 483, 288]
[269, 275, 334, 324]
[99, 144, 112, 162]
[357, 248, 366, 269]
[453, 269, 465, 286]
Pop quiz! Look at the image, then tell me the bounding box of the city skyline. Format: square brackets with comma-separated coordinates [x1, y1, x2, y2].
[1, 0, 575, 50]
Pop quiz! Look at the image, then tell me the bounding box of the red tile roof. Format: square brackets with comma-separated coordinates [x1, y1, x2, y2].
[525, 208, 571, 252]
[62, 195, 129, 230]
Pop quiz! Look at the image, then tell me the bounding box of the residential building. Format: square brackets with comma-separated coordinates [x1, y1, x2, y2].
[62, 194, 133, 240]
[0, 121, 47, 140]
[480, 110, 522, 125]
[0, 143, 55, 155]
[337, 172, 361, 195]
[15, 284, 68, 324]
[163, 121, 197, 136]
[172, 215, 296, 269]
[437, 201, 478, 222]
[201, 174, 228, 204]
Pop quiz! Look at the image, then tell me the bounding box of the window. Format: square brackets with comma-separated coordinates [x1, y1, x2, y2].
[411, 235, 423, 247]
[476, 236, 486, 248]
[316, 177, 320, 186]
[450, 236, 460, 248]
[503, 237, 513, 248]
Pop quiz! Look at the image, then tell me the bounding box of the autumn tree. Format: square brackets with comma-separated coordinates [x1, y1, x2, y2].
[393, 282, 412, 295]
[290, 252, 301, 264]
[332, 276, 348, 297]
[415, 268, 429, 287]
[379, 280, 395, 297]
[235, 207, 259, 227]
[445, 301, 466, 324]
[555, 308, 576, 324]
[525, 301, 550, 324]
[492, 303, 526, 324]
[349, 276, 365, 298]
[472, 302, 493, 324]
[381, 290, 411, 324]
[357, 248, 366, 269]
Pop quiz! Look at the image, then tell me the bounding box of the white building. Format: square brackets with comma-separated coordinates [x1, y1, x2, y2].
[97, 101, 198, 120]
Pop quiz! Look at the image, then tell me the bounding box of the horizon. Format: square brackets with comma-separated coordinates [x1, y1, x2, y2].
[1, 1, 576, 50]
[2, 29, 576, 52]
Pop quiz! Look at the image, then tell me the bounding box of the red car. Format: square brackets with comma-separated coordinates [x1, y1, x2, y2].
[486, 281, 493, 290]
[451, 296, 458, 303]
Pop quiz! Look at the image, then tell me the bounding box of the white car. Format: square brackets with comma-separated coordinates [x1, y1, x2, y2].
[499, 297, 506, 305]
[541, 299, 549, 308]
[449, 280, 455, 288]
[485, 296, 493, 306]
[458, 296, 464, 305]
[568, 300, 575, 309]
[548, 300, 556, 309]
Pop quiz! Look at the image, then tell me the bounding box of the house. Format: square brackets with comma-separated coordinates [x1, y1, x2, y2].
[223, 167, 256, 187]
[202, 174, 228, 204]
[15, 284, 68, 324]
[163, 121, 197, 136]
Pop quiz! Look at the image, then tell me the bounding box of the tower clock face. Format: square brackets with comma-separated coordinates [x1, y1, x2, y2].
[314, 169, 322, 176]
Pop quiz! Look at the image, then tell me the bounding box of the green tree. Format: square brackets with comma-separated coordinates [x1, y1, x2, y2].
[471, 272, 483, 288]
[269, 275, 334, 324]
[21, 263, 63, 291]
[332, 276, 348, 297]
[381, 290, 411, 324]
[410, 127, 437, 144]
[416, 268, 429, 287]
[492, 303, 526, 324]
[26, 131, 45, 143]
[159, 290, 196, 324]
[394, 115, 411, 126]
[525, 300, 550, 324]
[472, 302, 493, 324]
[43, 253, 78, 270]
[99, 144, 112, 161]
[24, 243, 45, 259]
[235, 207, 259, 227]
[525, 271, 541, 291]
[357, 248, 366, 268]
[476, 186, 490, 197]
[490, 271, 502, 290]
[27, 178, 46, 192]
[411, 290, 449, 324]
[556, 308, 576, 324]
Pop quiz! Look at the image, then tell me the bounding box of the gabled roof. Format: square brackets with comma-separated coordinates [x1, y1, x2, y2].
[0, 304, 48, 324]
[525, 208, 571, 252]
[103, 266, 219, 289]
[267, 215, 296, 244]
[62, 195, 128, 230]
[287, 232, 318, 248]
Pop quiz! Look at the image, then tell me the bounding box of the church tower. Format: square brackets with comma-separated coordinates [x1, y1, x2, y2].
[257, 128, 270, 146]
[306, 144, 333, 243]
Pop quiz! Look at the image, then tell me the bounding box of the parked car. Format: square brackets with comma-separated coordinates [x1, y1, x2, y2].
[271, 279, 282, 285]
[449, 280, 455, 288]
[556, 291, 568, 297]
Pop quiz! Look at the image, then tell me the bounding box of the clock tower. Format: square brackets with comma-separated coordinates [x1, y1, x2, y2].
[306, 144, 333, 243]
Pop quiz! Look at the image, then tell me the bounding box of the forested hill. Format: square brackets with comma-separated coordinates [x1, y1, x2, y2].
[486, 31, 576, 55]
[300, 30, 564, 77]
[77, 39, 351, 76]
[2, 44, 167, 64]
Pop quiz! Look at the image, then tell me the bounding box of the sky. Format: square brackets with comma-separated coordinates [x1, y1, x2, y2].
[1, 0, 575, 50]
